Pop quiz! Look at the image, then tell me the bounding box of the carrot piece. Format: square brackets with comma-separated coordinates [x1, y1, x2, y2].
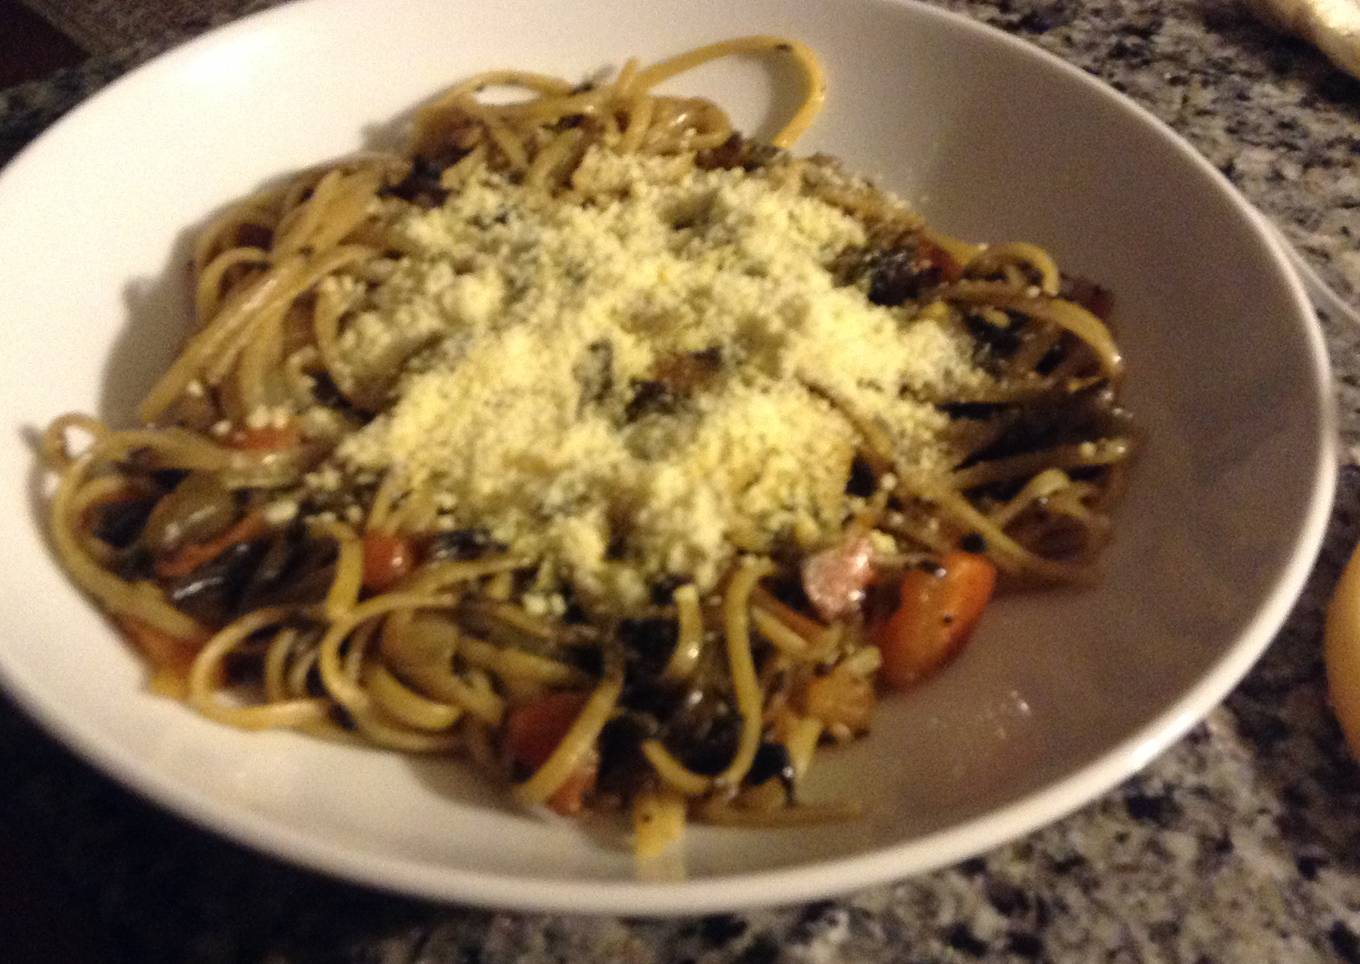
[361, 532, 414, 591]
[153, 510, 267, 580]
[505, 691, 598, 815]
[228, 423, 301, 451]
[871, 551, 997, 689]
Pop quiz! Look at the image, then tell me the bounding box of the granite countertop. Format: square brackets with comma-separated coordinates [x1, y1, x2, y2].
[3, 0, 1360, 960]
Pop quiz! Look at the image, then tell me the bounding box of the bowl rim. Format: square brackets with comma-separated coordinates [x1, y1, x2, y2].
[0, 0, 1336, 915]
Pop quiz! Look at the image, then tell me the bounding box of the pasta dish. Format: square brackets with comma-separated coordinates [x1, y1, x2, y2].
[40, 37, 1132, 855]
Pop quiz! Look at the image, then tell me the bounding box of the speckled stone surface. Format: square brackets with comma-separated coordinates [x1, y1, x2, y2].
[17, 0, 257, 53]
[3, 0, 1360, 960]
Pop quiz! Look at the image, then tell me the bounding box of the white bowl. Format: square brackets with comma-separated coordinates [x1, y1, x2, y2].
[0, 0, 1333, 914]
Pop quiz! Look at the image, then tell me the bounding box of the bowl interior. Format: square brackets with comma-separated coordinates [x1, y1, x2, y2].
[0, 0, 1330, 912]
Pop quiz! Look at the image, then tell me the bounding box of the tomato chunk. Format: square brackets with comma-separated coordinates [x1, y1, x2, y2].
[117, 616, 202, 676]
[922, 239, 963, 283]
[361, 532, 414, 591]
[1061, 275, 1115, 321]
[116, 616, 211, 697]
[506, 691, 589, 768]
[871, 551, 997, 689]
[505, 691, 598, 815]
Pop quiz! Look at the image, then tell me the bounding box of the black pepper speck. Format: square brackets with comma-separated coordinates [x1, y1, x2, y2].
[945, 923, 990, 956]
[1333, 922, 1360, 964]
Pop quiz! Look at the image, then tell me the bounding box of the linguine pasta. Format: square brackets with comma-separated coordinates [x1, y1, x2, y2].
[40, 37, 1132, 858]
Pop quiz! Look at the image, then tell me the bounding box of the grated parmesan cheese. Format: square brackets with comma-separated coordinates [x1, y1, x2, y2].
[307, 148, 986, 610]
